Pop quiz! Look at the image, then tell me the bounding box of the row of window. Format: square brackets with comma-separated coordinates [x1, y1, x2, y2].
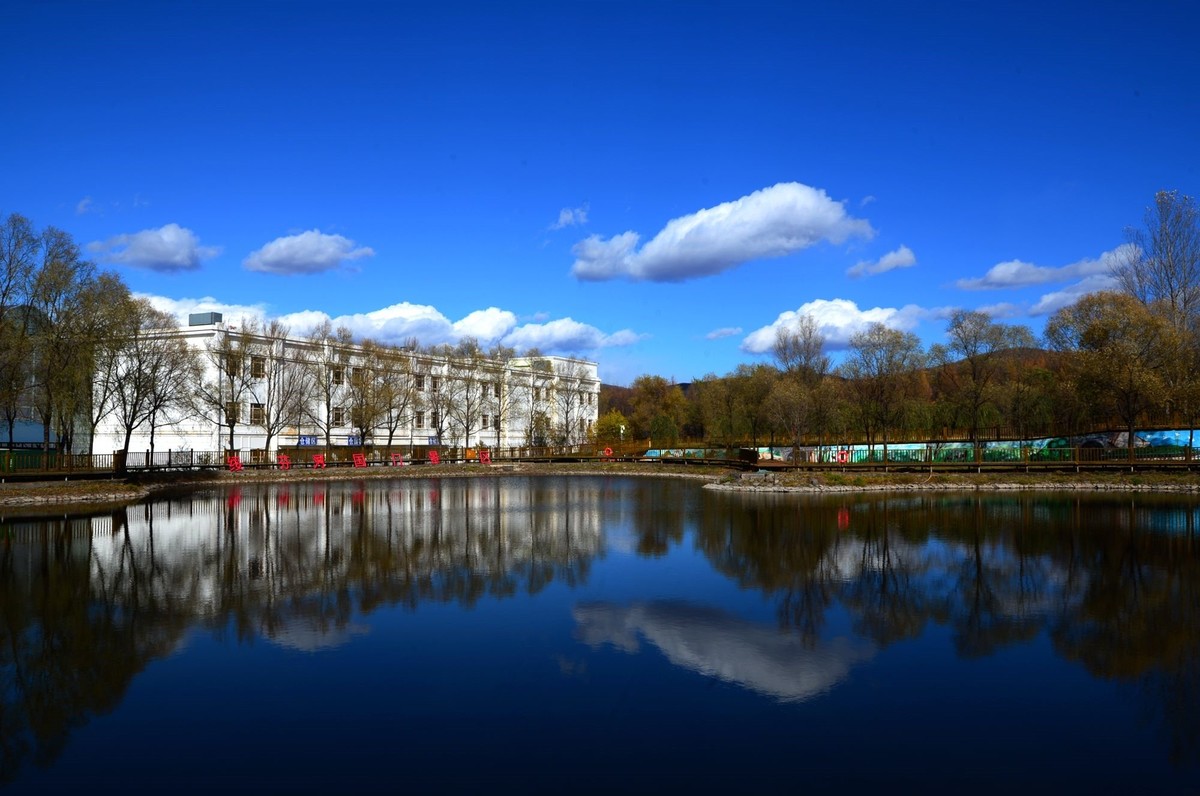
[224, 402, 504, 430]
[235, 358, 595, 409]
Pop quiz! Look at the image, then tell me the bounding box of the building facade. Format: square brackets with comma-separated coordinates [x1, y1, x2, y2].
[91, 314, 600, 460]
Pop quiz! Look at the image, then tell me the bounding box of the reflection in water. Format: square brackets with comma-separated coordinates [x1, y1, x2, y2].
[2, 479, 1200, 785]
[0, 476, 605, 784]
[574, 600, 874, 702]
[699, 489, 1200, 763]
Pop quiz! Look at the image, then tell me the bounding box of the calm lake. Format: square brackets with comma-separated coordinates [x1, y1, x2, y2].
[3, 476, 1199, 792]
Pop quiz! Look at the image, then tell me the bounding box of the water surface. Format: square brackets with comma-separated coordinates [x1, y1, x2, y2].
[3, 477, 1198, 792]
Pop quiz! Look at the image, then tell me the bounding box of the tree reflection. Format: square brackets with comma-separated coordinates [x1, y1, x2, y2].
[698, 489, 1200, 761]
[696, 492, 840, 642]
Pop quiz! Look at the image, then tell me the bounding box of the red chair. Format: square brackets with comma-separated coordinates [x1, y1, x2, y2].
[390, 452, 404, 466]
[312, 454, 326, 468]
[428, 450, 440, 465]
[226, 454, 243, 471]
[277, 453, 291, 470]
[352, 453, 367, 467]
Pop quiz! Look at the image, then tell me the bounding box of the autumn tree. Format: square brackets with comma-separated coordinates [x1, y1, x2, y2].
[929, 310, 1036, 452]
[1113, 190, 1200, 446]
[628, 374, 688, 445]
[0, 214, 38, 446]
[1045, 291, 1176, 454]
[771, 316, 830, 451]
[840, 323, 925, 460]
[26, 228, 124, 453]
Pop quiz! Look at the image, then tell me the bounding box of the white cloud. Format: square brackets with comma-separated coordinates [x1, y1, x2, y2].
[453, 308, 519, 341]
[501, 317, 643, 352]
[1029, 274, 1118, 316]
[136, 294, 640, 356]
[136, 294, 268, 328]
[76, 196, 94, 215]
[571, 182, 874, 282]
[89, 223, 220, 272]
[741, 298, 928, 353]
[974, 302, 1025, 319]
[846, 245, 916, 278]
[956, 244, 1135, 290]
[705, 327, 743, 340]
[551, 205, 589, 230]
[243, 229, 375, 275]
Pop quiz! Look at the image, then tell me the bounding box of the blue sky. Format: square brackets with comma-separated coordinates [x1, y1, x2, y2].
[3, 1, 1197, 386]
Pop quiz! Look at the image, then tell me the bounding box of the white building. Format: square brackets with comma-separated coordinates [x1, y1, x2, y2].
[91, 313, 600, 461]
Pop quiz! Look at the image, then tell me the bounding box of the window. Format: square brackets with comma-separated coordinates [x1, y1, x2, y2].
[482, 384, 489, 399]
[225, 354, 242, 375]
[251, 355, 266, 378]
[493, 415, 500, 430]
[534, 387, 541, 401]
[494, 382, 501, 398]
[431, 376, 440, 392]
[415, 410, 424, 428]
[431, 410, 439, 428]
[331, 366, 344, 386]
[225, 401, 240, 424]
[250, 403, 265, 425]
[588, 393, 593, 406]
[416, 375, 425, 391]
[482, 414, 489, 429]
[332, 407, 346, 426]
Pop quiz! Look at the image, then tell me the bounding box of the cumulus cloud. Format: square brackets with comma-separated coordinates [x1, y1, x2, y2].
[551, 205, 589, 230]
[501, 317, 643, 352]
[741, 298, 929, 353]
[974, 302, 1026, 319]
[705, 327, 743, 340]
[1029, 274, 1119, 316]
[571, 182, 874, 282]
[243, 229, 375, 275]
[137, 294, 639, 356]
[137, 293, 268, 327]
[846, 245, 916, 279]
[89, 224, 220, 272]
[956, 244, 1135, 290]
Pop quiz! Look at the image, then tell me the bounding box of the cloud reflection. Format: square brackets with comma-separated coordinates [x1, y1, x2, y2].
[573, 600, 874, 703]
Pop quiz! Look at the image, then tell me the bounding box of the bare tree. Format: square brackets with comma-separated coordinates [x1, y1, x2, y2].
[929, 310, 1036, 452]
[1113, 190, 1200, 334]
[302, 321, 353, 451]
[373, 343, 417, 454]
[553, 360, 597, 447]
[252, 320, 310, 454]
[840, 323, 925, 461]
[195, 321, 259, 453]
[445, 339, 491, 450]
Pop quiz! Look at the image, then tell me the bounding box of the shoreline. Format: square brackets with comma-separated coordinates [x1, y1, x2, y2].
[2, 464, 1199, 512]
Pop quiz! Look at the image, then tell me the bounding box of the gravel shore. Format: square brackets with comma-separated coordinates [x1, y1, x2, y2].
[2, 463, 1199, 512]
